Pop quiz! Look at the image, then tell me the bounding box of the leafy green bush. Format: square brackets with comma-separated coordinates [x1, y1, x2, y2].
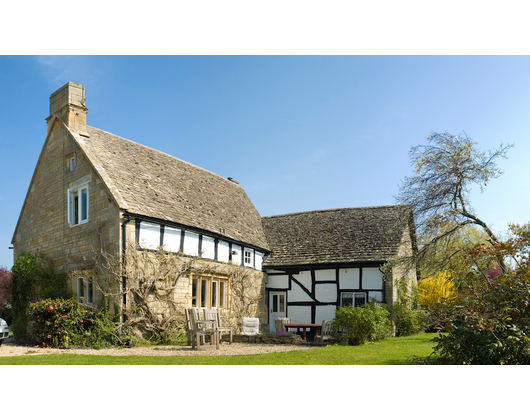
[30, 298, 119, 348]
[332, 302, 392, 345]
[388, 303, 426, 337]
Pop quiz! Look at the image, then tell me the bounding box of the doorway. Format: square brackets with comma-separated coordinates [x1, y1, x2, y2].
[269, 291, 286, 331]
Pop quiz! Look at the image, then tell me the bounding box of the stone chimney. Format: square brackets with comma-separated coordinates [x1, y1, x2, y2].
[46, 82, 89, 137]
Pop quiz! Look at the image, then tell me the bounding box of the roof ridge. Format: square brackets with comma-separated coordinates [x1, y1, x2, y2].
[262, 204, 404, 219]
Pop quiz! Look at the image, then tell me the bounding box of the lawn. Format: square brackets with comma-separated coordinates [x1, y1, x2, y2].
[0, 332, 439, 365]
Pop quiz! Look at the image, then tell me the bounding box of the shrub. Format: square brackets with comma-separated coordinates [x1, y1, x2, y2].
[0, 267, 12, 324]
[417, 271, 455, 311]
[11, 252, 71, 341]
[30, 298, 119, 348]
[388, 303, 426, 337]
[332, 302, 392, 345]
[429, 226, 530, 364]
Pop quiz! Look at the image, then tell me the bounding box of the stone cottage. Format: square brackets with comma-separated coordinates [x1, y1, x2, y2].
[11, 82, 270, 323]
[11, 82, 417, 332]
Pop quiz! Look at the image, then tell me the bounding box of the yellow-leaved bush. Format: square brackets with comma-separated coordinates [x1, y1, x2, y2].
[417, 271, 455, 311]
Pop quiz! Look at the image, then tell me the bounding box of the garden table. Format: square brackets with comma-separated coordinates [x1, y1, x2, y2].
[283, 323, 321, 340]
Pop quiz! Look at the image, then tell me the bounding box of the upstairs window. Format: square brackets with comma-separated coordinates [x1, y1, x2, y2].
[66, 153, 75, 171]
[68, 182, 89, 226]
[244, 249, 253, 267]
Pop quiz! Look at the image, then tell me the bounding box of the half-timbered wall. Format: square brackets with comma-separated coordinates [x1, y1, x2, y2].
[136, 219, 266, 270]
[266, 264, 386, 329]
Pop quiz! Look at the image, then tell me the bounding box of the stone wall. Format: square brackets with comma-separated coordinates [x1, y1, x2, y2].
[233, 333, 304, 345]
[12, 118, 122, 313]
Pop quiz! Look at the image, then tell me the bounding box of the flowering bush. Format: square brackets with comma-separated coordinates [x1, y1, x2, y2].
[417, 271, 455, 311]
[429, 226, 530, 364]
[30, 298, 119, 348]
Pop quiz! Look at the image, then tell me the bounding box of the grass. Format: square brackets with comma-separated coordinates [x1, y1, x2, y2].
[0, 332, 439, 365]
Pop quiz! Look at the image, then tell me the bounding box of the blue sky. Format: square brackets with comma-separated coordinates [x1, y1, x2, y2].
[1, 55, 530, 269]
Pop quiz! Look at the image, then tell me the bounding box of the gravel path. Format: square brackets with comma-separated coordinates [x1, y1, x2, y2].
[0, 341, 315, 358]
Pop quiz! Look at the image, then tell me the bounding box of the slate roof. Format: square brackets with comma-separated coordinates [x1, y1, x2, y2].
[261, 205, 412, 267]
[69, 125, 269, 251]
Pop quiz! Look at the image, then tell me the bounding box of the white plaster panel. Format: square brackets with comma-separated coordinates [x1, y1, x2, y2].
[267, 275, 289, 289]
[288, 281, 313, 302]
[288, 306, 312, 324]
[201, 236, 215, 260]
[339, 268, 360, 289]
[314, 269, 336, 281]
[163, 226, 181, 252]
[315, 305, 337, 324]
[255, 252, 264, 271]
[139, 222, 160, 249]
[315, 284, 337, 303]
[363, 268, 383, 289]
[218, 241, 230, 263]
[293, 270, 312, 290]
[183, 232, 199, 256]
[231, 244, 241, 265]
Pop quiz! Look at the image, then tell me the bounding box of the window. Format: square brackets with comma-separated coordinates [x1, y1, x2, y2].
[192, 277, 228, 309]
[77, 278, 93, 305]
[66, 154, 75, 171]
[68, 182, 89, 226]
[244, 249, 253, 266]
[272, 293, 285, 313]
[341, 292, 366, 307]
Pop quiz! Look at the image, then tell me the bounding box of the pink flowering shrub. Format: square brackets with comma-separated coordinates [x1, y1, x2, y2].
[429, 229, 530, 364]
[30, 298, 118, 348]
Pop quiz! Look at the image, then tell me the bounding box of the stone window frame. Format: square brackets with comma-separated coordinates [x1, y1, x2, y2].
[67, 181, 89, 226]
[191, 275, 229, 310]
[77, 277, 93, 306]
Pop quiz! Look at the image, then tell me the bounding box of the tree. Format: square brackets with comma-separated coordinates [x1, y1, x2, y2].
[419, 224, 490, 278]
[396, 131, 513, 274]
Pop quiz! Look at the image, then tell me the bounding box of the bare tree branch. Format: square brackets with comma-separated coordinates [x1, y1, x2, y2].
[395, 131, 513, 276]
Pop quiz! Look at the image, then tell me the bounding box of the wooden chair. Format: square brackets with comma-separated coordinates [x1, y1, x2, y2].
[314, 320, 333, 343]
[275, 317, 292, 332]
[185, 308, 201, 346]
[204, 309, 233, 344]
[187, 308, 219, 350]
